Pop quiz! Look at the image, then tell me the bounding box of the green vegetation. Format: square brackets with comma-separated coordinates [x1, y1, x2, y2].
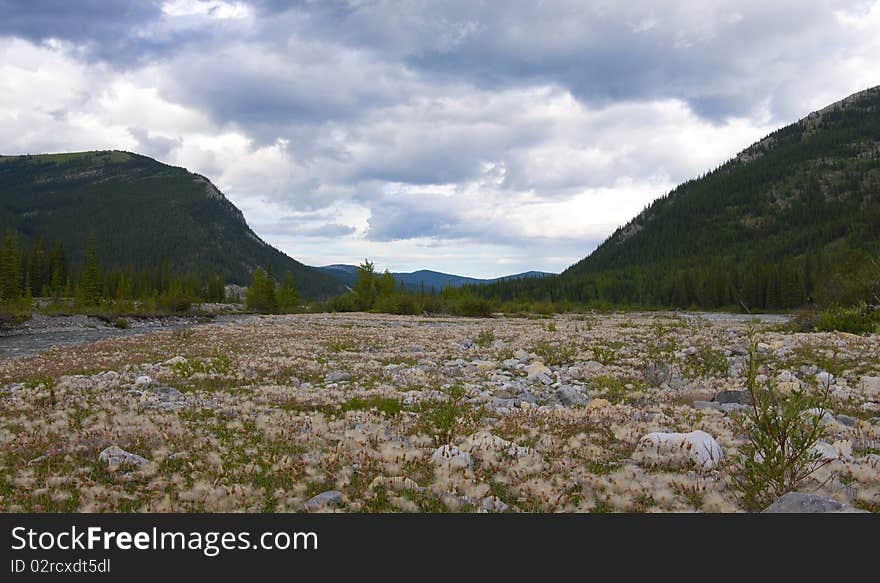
[815, 303, 878, 335]
[475, 329, 496, 348]
[531, 340, 578, 366]
[463, 88, 880, 315]
[0, 150, 344, 298]
[733, 338, 832, 510]
[0, 228, 230, 318]
[326, 259, 497, 317]
[415, 385, 482, 446]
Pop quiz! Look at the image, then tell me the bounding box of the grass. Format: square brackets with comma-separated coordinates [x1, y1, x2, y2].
[531, 340, 578, 366]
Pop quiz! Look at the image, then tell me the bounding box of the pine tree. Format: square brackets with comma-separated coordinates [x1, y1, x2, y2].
[0, 230, 22, 302]
[76, 234, 103, 307]
[246, 267, 277, 313]
[353, 259, 377, 311]
[276, 271, 299, 313]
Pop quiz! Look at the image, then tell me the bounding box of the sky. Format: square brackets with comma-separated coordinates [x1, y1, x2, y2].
[1, 1, 879, 277]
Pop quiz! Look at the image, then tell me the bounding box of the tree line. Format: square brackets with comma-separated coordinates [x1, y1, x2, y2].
[0, 229, 229, 315]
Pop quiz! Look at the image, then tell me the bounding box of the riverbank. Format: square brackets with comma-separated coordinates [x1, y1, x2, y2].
[1, 311, 877, 513]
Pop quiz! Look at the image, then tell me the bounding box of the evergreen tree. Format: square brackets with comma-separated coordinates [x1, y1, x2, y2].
[0, 230, 22, 302]
[353, 259, 378, 310]
[76, 234, 103, 306]
[276, 271, 299, 313]
[246, 267, 277, 313]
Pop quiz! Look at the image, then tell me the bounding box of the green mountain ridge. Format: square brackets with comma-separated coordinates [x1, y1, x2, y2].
[0, 150, 346, 299]
[470, 85, 880, 309]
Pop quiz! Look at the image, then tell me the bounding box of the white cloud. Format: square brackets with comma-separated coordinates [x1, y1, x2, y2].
[1, 1, 879, 277]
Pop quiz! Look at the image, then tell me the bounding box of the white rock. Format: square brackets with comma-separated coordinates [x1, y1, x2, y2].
[634, 430, 724, 469]
[525, 362, 551, 380]
[99, 446, 149, 471]
[860, 376, 880, 400]
[430, 444, 473, 469]
[163, 356, 187, 366]
[134, 375, 152, 386]
[816, 371, 834, 387]
[812, 441, 854, 463]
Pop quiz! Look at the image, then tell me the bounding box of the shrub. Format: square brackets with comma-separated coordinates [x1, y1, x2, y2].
[114, 317, 129, 329]
[531, 340, 577, 366]
[453, 297, 494, 318]
[475, 329, 495, 348]
[814, 303, 877, 335]
[374, 293, 420, 315]
[732, 338, 832, 511]
[415, 385, 481, 446]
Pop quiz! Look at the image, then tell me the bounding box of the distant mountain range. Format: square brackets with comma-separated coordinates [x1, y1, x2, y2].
[317, 264, 554, 290]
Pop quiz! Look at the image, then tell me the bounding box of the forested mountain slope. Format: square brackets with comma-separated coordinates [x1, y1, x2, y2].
[0, 151, 345, 298]
[471, 86, 880, 310]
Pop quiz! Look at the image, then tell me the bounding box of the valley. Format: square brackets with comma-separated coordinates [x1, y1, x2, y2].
[1, 311, 877, 513]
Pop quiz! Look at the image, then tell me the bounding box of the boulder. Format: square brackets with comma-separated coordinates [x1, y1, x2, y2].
[556, 385, 591, 407]
[525, 362, 551, 380]
[430, 444, 473, 469]
[762, 492, 866, 513]
[714, 389, 752, 405]
[99, 446, 149, 472]
[860, 376, 880, 400]
[634, 430, 724, 469]
[324, 370, 351, 383]
[302, 490, 343, 511]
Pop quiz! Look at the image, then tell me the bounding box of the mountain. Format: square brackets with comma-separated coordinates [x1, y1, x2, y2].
[0, 150, 346, 298]
[471, 85, 880, 309]
[317, 265, 554, 290]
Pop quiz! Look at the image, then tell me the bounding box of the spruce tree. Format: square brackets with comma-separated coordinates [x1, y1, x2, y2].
[77, 234, 103, 307]
[276, 271, 299, 313]
[0, 230, 21, 302]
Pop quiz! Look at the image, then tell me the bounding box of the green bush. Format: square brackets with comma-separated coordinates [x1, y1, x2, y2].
[374, 293, 420, 315]
[415, 385, 481, 446]
[815, 303, 877, 334]
[453, 297, 494, 318]
[733, 338, 832, 511]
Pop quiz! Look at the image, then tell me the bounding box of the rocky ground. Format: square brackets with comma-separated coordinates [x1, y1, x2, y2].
[0, 312, 878, 513]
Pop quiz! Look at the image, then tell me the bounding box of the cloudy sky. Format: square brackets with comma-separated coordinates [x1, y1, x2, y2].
[1, 1, 879, 276]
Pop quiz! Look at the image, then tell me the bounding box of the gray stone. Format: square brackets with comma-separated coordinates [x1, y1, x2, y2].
[556, 385, 591, 407]
[693, 400, 722, 411]
[835, 414, 859, 428]
[852, 438, 880, 452]
[324, 371, 351, 383]
[149, 386, 183, 401]
[714, 389, 752, 405]
[302, 490, 343, 511]
[762, 492, 866, 513]
[480, 496, 509, 513]
[99, 446, 149, 472]
[816, 371, 835, 387]
[720, 403, 751, 414]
